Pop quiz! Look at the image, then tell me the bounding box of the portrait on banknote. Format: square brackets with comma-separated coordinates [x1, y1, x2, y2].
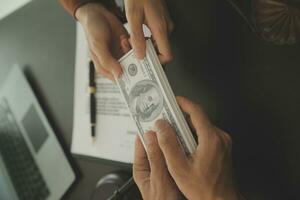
[129, 80, 163, 122]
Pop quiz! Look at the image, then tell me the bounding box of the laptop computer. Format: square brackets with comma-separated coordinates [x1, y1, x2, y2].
[0, 66, 75, 200]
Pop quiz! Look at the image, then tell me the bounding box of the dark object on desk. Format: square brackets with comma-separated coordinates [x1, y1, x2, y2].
[227, 0, 300, 45]
[90, 171, 139, 200]
[89, 61, 97, 142]
[253, 0, 300, 44]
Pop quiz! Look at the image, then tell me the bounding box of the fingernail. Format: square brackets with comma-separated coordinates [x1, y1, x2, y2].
[144, 131, 155, 144]
[111, 78, 116, 83]
[135, 50, 145, 60]
[112, 68, 122, 78]
[124, 40, 131, 49]
[112, 71, 119, 79]
[153, 119, 167, 133]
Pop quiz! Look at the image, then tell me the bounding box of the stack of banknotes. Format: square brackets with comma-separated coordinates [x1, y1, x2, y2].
[116, 39, 197, 155]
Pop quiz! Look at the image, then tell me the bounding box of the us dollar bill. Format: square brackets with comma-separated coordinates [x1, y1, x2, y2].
[116, 40, 197, 155]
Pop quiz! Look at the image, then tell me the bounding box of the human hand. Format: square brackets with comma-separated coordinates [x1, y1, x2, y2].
[133, 132, 183, 200]
[152, 96, 239, 200]
[76, 3, 131, 81]
[125, 0, 174, 63]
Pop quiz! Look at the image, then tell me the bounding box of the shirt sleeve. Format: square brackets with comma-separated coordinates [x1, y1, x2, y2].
[58, 0, 102, 19]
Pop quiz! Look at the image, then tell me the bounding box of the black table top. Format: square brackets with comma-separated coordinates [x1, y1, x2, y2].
[0, 0, 299, 199]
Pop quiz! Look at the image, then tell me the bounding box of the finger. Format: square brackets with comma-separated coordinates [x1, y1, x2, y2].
[168, 21, 175, 33]
[98, 67, 115, 82]
[216, 127, 233, 154]
[92, 45, 123, 78]
[185, 115, 196, 132]
[133, 136, 150, 185]
[127, 9, 146, 59]
[144, 131, 167, 176]
[90, 52, 115, 82]
[120, 36, 132, 54]
[176, 96, 211, 142]
[151, 27, 173, 64]
[154, 119, 189, 179]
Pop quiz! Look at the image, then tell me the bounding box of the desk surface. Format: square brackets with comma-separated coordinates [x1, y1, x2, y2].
[0, 0, 299, 199]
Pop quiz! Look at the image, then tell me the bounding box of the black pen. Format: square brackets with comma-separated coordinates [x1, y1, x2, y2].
[108, 177, 136, 200]
[89, 61, 96, 143]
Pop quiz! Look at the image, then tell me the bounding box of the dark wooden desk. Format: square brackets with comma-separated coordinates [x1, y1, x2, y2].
[0, 0, 299, 199]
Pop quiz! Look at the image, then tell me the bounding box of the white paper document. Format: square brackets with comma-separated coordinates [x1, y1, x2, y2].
[0, 0, 31, 20]
[72, 24, 137, 164]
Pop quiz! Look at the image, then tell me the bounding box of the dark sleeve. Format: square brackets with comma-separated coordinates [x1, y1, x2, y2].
[58, 0, 102, 19]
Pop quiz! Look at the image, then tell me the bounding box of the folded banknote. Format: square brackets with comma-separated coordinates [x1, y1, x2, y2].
[116, 39, 197, 155]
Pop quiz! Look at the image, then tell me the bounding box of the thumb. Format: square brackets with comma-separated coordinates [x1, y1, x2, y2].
[133, 136, 150, 186]
[94, 47, 123, 78]
[154, 119, 189, 179]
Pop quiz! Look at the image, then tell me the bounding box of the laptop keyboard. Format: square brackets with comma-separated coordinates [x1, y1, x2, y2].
[0, 99, 50, 200]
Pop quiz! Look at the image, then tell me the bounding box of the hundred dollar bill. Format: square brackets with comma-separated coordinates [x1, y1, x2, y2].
[116, 40, 197, 155]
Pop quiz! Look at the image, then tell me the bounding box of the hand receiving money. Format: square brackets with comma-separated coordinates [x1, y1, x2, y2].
[134, 96, 240, 200]
[76, 3, 131, 81]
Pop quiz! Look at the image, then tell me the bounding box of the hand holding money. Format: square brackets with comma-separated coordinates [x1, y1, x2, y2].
[125, 0, 174, 62]
[117, 40, 240, 199]
[76, 3, 130, 81]
[134, 97, 240, 200]
[133, 135, 183, 200]
[116, 39, 197, 155]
